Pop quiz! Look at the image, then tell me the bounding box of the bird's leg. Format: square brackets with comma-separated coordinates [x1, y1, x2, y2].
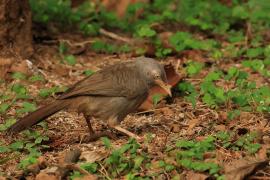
[84, 115, 94, 135]
[82, 115, 115, 142]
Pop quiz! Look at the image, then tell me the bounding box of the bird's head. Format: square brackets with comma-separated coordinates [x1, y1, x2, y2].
[136, 57, 172, 96]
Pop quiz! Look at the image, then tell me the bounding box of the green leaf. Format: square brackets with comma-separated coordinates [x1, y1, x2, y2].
[102, 137, 111, 149]
[246, 48, 263, 58]
[0, 146, 10, 153]
[39, 88, 52, 98]
[11, 84, 27, 96]
[11, 72, 26, 80]
[137, 25, 156, 37]
[232, 5, 249, 19]
[264, 45, 270, 58]
[165, 164, 175, 172]
[10, 141, 25, 151]
[202, 93, 216, 107]
[69, 171, 83, 180]
[204, 71, 221, 82]
[18, 154, 39, 169]
[29, 75, 44, 82]
[225, 67, 239, 80]
[169, 32, 191, 52]
[80, 162, 98, 173]
[178, 82, 195, 93]
[133, 156, 144, 169]
[176, 140, 195, 148]
[64, 55, 76, 65]
[152, 93, 162, 106]
[0, 103, 10, 114]
[227, 110, 241, 120]
[79, 23, 98, 36]
[59, 42, 68, 54]
[245, 143, 261, 154]
[185, 61, 204, 76]
[83, 70, 95, 76]
[16, 102, 36, 114]
[0, 118, 16, 131]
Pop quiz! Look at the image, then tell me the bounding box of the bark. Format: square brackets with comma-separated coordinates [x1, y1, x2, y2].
[0, 0, 33, 59]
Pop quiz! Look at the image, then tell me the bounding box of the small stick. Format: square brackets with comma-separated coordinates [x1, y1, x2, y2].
[99, 28, 133, 44]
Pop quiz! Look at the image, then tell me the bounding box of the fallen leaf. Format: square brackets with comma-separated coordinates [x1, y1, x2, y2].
[185, 171, 208, 180]
[74, 175, 97, 180]
[187, 118, 199, 135]
[219, 111, 228, 122]
[102, 0, 149, 18]
[158, 107, 174, 117]
[159, 31, 174, 50]
[224, 159, 269, 180]
[170, 123, 181, 133]
[37, 156, 47, 169]
[59, 148, 81, 164]
[27, 163, 40, 175]
[215, 124, 226, 131]
[10, 60, 32, 75]
[0, 57, 13, 78]
[79, 151, 105, 163]
[35, 172, 59, 180]
[257, 144, 270, 160]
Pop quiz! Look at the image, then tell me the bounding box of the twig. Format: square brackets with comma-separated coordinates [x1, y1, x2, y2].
[59, 39, 95, 47]
[99, 28, 133, 44]
[135, 107, 169, 115]
[249, 176, 270, 180]
[98, 162, 111, 180]
[245, 21, 252, 48]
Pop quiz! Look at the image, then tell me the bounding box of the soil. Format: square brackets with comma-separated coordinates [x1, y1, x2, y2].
[1, 34, 270, 179]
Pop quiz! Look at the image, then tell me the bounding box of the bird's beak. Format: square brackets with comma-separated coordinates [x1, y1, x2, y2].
[154, 79, 172, 97]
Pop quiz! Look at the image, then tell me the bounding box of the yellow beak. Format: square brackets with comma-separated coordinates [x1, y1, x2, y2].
[154, 79, 172, 97]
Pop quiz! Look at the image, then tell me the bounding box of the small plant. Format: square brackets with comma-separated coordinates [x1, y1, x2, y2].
[185, 61, 204, 76]
[215, 131, 261, 154]
[176, 136, 220, 175]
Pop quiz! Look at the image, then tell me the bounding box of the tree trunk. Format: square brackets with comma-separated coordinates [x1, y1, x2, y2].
[0, 0, 33, 59]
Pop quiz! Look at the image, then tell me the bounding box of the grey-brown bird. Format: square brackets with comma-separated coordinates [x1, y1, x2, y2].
[7, 57, 171, 141]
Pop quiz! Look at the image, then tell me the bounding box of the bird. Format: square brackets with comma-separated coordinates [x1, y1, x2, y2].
[7, 57, 171, 141]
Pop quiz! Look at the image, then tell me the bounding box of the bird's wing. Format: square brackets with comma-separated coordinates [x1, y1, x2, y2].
[57, 62, 148, 100]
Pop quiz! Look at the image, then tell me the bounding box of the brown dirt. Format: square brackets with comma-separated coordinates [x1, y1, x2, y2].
[1, 37, 270, 179]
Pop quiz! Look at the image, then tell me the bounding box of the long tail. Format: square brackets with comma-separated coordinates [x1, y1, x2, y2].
[7, 100, 70, 134]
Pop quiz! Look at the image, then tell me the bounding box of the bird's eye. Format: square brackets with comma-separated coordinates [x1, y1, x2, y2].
[154, 74, 160, 79]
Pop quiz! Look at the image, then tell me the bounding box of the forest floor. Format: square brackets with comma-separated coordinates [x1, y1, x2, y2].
[1, 35, 270, 180]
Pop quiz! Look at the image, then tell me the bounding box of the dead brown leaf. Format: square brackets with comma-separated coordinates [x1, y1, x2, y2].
[158, 107, 174, 117]
[35, 172, 59, 180]
[187, 118, 199, 135]
[74, 175, 97, 180]
[185, 171, 209, 180]
[170, 123, 181, 133]
[79, 151, 106, 163]
[0, 57, 13, 78]
[101, 0, 148, 18]
[10, 59, 32, 75]
[224, 159, 269, 180]
[257, 145, 270, 160]
[215, 124, 226, 131]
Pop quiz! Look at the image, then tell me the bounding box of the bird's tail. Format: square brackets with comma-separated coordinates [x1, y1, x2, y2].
[7, 100, 70, 134]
